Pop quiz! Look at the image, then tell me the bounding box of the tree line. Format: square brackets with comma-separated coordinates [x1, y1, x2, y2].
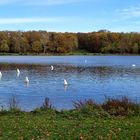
[0, 30, 140, 54]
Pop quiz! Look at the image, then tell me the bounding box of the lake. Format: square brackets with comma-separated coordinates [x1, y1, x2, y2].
[0, 56, 140, 111]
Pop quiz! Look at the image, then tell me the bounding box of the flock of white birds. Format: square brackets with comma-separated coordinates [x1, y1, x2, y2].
[0, 65, 68, 86]
[0, 61, 136, 86]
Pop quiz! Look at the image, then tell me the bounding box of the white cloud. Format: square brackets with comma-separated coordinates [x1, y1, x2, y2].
[0, 17, 100, 25]
[0, 0, 88, 5]
[116, 4, 140, 19]
[0, 17, 64, 24]
[28, 0, 85, 5]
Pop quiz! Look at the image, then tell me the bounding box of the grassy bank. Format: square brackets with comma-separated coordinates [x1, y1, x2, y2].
[0, 97, 140, 139]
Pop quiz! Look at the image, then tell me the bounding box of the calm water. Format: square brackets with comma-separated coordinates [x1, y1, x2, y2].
[0, 56, 140, 111]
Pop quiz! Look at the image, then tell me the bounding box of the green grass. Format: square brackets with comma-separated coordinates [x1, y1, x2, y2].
[0, 110, 139, 139]
[0, 97, 140, 139]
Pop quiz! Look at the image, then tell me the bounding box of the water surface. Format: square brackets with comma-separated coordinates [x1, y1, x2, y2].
[0, 56, 139, 111]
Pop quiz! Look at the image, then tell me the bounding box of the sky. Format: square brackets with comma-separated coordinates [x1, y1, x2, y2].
[0, 0, 140, 32]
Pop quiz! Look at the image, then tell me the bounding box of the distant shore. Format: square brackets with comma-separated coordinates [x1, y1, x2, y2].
[0, 52, 140, 56]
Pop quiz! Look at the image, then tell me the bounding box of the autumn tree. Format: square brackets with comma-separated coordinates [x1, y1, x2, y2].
[0, 40, 9, 52]
[132, 43, 139, 54]
[0, 30, 139, 54]
[40, 32, 49, 54]
[32, 41, 42, 53]
[20, 37, 30, 54]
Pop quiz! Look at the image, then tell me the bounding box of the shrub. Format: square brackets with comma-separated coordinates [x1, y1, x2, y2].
[102, 96, 140, 116]
[73, 99, 110, 118]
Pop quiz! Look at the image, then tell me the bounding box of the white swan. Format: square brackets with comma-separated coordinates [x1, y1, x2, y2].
[17, 68, 20, 77]
[17, 68, 20, 74]
[51, 65, 54, 71]
[64, 79, 68, 86]
[0, 71, 2, 78]
[25, 76, 29, 83]
[132, 64, 136, 67]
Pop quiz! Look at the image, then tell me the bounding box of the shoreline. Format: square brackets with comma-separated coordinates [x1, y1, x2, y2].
[0, 53, 140, 56]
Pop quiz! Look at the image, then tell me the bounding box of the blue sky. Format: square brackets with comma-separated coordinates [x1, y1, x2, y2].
[0, 0, 140, 32]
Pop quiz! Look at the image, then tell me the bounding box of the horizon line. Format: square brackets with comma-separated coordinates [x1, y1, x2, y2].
[0, 29, 139, 33]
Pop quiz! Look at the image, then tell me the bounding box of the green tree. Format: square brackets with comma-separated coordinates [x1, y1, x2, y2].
[40, 32, 49, 54]
[101, 44, 111, 53]
[132, 43, 139, 54]
[20, 37, 30, 54]
[10, 32, 21, 53]
[0, 40, 9, 52]
[32, 41, 42, 53]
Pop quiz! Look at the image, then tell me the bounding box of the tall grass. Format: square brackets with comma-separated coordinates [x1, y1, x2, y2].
[73, 99, 99, 109]
[73, 99, 110, 118]
[102, 96, 140, 116]
[32, 97, 55, 114]
[0, 96, 139, 117]
[73, 97, 140, 117]
[8, 95, 19, 110]
[0, 95, 21, 115]
[40, 97, 53, 110]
